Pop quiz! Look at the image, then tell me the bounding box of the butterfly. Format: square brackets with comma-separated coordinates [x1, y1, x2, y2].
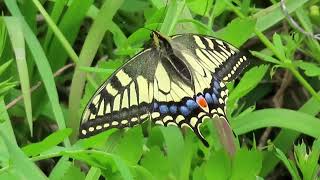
[79, 31, 249, 147]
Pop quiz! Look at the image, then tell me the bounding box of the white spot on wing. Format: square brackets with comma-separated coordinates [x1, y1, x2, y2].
[106, 83, 118, 96]
[122, 89, 129, 109]
[113, 94, 121, 111]
[190, 117, 198, 127]
[193, 35, 206, 49]
[137, 76, 150, 103]
[204, 37, 214, 49]
[130, 83, 138, 106]
[116, 70, 132, 86]
[92, 94, 100, 105]
[163, 116, 173, 123]
[97, 99, 105, 116]
[155, 63, 171, 93]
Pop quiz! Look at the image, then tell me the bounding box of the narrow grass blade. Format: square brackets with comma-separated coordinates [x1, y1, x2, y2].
[4, 17, 33, 135]
[4, 0, 70, 146]
[68, 0, 124, 141]
[0, 97, 16, 144]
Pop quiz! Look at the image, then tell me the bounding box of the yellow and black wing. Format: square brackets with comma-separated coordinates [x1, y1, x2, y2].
[79, 48, 159, 138]
[79, 32, 249, 147]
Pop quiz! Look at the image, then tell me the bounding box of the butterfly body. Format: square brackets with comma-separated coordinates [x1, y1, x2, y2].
[79, 31, 249, 146]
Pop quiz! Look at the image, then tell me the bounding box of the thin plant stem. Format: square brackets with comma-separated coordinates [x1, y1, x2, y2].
[31, 0, 79, 64]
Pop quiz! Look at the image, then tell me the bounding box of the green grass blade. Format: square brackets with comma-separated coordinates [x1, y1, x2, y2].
[233, 108, 320, 138]
[160, 0, 183, 35]
[4, 17, 33, 135]
[45, 0, 93, 71]
[4, 0, 70, 146]
[43, 0, 68, 50]
[0, 128, 48, 179]
[0, 98, 16, 144]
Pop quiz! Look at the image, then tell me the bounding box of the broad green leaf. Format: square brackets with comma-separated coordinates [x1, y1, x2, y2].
[63, 150, 133, 180]
[159, 126, 185, 178]
[295, 60, 320, 77]
[205, 149, 231, 180]
[230, 148, 262, 180]
[233, 109, 320, 138]
[186, 0, 213, 16]
[211, 0, 226, 18]
[192, 165, 206, 180]
[0, 138, 9, 167]
[114, 127, 143, 165]
[63, 164, 85, 180]
[121, 0, 149, 12]
[150, 0, 166, 9]
[215, 17, 256, 47]
[22, 128, 72, 157]
[49, 157, 72, 180]
[132, 166, 153, 180]
[228, 65, 269, 110]
[140, 146, 170, 179]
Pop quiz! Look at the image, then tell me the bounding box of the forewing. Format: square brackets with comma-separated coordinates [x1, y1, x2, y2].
[171, 34, 249, 82]
[79, 49, 158, 138]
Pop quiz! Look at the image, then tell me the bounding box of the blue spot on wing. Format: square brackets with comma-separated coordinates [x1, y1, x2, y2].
[159, 105, 169, 114]
[205, 93, 214, 104]
[213, 80, 220, 90]
[170, 105, 177, 114]
[153, 103, 158, 110]
[186, 99, 198, 110]
[179, 106, 190, 116]
[213, 87, 219, 95]
[211, 93, 218, 104]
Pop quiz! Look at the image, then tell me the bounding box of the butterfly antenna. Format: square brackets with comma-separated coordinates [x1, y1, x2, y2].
[142, 27, 155, 33]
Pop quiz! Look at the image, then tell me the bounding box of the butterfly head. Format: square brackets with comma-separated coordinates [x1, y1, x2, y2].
[151, 31, 171, 50]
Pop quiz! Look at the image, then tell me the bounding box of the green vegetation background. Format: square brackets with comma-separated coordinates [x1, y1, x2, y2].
[0, 0, 319, 179]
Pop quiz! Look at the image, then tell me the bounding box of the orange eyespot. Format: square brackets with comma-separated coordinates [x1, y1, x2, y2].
[197, 96, 208, 108]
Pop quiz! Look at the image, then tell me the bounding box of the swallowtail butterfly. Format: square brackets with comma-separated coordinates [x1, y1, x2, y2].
[79, 31, 249, 146]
